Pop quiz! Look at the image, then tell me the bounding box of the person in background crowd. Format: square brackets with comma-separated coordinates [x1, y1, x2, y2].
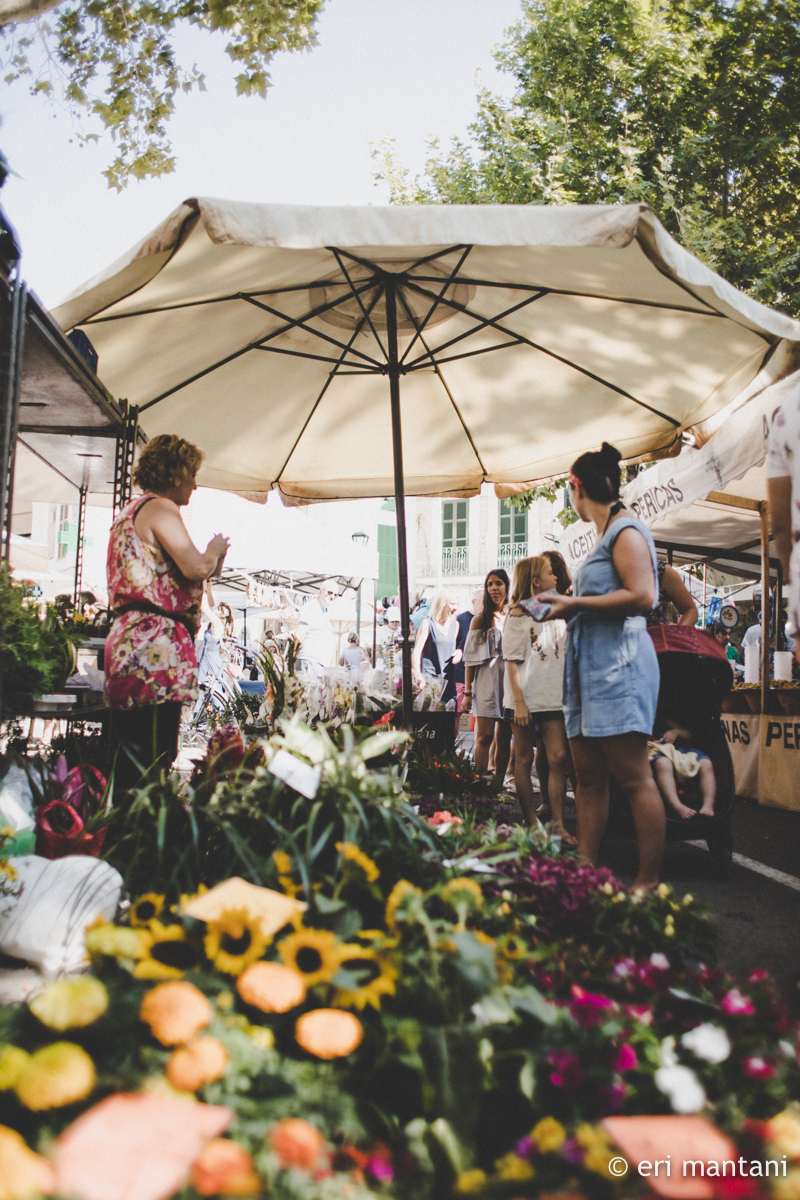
[410, 591, 431, 630]
[535, 550, 576, 817]
[542, 442, 664, 891]
[295, 581, 337, 675]
[340, 632, 364, 671]
[412, 589, 459, 705]
[647, 561, 699, 626]
[712, 623, 742, 669]
[502, 557, 572, 841]
[455, 589, 483, 711]
[378, 605, 402, 670]
[464, 570, 511, 780]
[105, 434, 229, 794]
[542, 549, 572, 596]
[741, 613, 763, 652]
[767, 382, 800, 665]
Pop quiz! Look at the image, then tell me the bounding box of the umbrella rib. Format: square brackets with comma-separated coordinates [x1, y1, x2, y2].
[270, 287, 386, 489]
[393, 286, 488, 478]
[254, 345, 377, 369]
[404, 290, 548, 369]
[243, 288, 384, 367]
[406, 340, 524, 370]
[403, 279, 681, 427]
[80, 281, 354, 324]
[330, 249, 388, 362]
[399, 245, 474, 365]
[332, 244, 472, 275]
[407, 275, 725, 318]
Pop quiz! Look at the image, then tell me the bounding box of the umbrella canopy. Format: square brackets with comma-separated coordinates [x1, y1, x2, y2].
[53, 198, 800, 721]
[54, 198, 800, 502]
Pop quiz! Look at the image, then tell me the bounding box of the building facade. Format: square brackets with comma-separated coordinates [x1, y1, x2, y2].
[405, 485, 562, 599]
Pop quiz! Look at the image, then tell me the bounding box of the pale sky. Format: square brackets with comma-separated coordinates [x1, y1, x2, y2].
[1, 0, 521, 307]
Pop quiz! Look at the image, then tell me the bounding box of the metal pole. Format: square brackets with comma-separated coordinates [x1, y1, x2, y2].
[384, 278, 413, 728]
[760, 501, 770, 715]
[73, 482, 88, 609]
[356, 581, 361, 640]
[372, 578, 377, 667]
[0, 280, 26, 563]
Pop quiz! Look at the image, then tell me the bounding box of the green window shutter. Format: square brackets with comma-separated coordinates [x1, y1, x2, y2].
[377, 524, 399, 597]
[499, 501, 527, 546]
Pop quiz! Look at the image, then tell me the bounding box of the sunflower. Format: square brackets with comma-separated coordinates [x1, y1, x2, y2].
[332, 945, 397, 1012]
[441, 877, 483, 905]
[204, 909, 268, 976]
[336, 842, 379, 883]
[134, 921, 200, 980]
[498, 933, 526, 960]
[384, 880, 422, 935]
[130, 894, 165, 927]
[278, 928, 343, 988]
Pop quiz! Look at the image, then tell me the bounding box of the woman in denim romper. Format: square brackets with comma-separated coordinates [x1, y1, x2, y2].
[543, 443, 665, 890]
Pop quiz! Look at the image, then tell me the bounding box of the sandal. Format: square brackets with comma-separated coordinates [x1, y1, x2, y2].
[535, 803, 552, 821]
[557, 831, 578, 849]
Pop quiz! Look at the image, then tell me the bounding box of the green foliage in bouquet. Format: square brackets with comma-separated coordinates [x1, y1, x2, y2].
[0, 565, 74, 700]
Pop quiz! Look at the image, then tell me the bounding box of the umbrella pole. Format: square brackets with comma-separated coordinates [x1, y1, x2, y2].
[384, 280, 414, 729]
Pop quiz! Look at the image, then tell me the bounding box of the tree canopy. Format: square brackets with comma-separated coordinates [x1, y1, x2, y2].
[375, 0, 800, 317]
[2, 0, 324, 188]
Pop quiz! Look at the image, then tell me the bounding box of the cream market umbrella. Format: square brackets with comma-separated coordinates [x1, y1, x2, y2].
[53, 199, 800, 721]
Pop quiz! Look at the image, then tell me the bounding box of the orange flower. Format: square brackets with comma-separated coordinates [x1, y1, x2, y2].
[294, 1009, 363, 1060]
[237, 962, 306, 1013]
[140, 981, 213, 1046]
[0, 1124, 55, 1199]
[269, 1118, 325, 1171]
[166, 1037, 228, 1092]
[191, 1138, 260, 1196]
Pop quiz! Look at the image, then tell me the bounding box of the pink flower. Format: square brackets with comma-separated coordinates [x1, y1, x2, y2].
[748, 969, 769, 984]
[626, 1004, 653, 1025]
[742, 1056, 775, 1079]
[428, 811, 463, 826]
[367, 1157, 394, 1183]
[569, 985, 614, 1026]
[721, 988, 756, 1016]
[546, 1050, 585, 1091]
[614, 1043, 638, 1072]
[612, 958, 636, 980]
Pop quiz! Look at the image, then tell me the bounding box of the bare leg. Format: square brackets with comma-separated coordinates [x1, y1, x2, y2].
[540, 717, 570, 836]
[697, 758, 716, 818]
[488, 726, 497, 774]
[569, 735, 610, 865]
[652, 756, 696, 820]
[494, 719, 512, 782]
[504, 738, 516, 789]
[512, 720, 539, 825]
[473, 717, 496, 776]
[535, 737, 550, 816]
[604, 733, 666, 890]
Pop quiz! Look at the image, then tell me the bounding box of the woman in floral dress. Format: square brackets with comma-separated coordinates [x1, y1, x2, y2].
[106, 435, 229, 793]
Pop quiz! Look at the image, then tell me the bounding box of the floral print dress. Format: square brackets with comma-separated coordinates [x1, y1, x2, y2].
[105, 495, 203, 710]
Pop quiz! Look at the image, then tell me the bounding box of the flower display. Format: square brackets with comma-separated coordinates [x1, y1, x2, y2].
[130, 894, 165, 927]
[279, 927, 344, 988]
[336, 841, 380, 883]
[134, 921, 200, 980]
[332, 944, 397, 1011]
[204, 908, 269, 976]
[29, 977, 109, 1031]
[139, 981, 214, 1046]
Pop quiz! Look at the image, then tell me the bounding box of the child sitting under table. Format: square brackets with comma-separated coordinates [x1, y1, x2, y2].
[648, 719, 716, 821]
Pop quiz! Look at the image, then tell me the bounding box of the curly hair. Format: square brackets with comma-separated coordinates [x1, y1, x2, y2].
[132, 435, 205, 493]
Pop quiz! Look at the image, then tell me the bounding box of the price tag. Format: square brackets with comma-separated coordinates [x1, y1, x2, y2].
[268, 749, 321, 799]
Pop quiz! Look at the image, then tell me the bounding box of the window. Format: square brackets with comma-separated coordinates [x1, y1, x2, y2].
[442, 500, 468, 549]
[498, 500, 527, 546]
[56, 504, 76, 560]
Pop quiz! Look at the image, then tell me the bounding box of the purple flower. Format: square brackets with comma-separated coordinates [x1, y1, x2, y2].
[561, 1138, 585, 1164]
[547, 1050, 585, 1091]
[516, 1136, 536, 1160]
[599, 1082, 627, 1114]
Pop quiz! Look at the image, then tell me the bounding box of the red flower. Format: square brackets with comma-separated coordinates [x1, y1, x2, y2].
[721, 989, 756, 1016]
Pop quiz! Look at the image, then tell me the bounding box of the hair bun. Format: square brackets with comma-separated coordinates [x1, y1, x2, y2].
[599, 442, 622, 467]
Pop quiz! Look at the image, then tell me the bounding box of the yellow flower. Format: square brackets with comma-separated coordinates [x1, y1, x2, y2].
[249, 1026, 275, 1051]
[130, 893, 165, 926]
[333, 945, 397, 1011]
[494, 1153, 534, 1181]
[575, 1124, 611, 1153]
[204, 909, 269, 976]
[0, 860, 18, 883]
[385, 880, 422, 934]
[183, 877, 306, 940]
[498, 933, 526, 960]
[336, 842, 379, 883]
[601, 882, 614, 895]
[657, 883, 671, 899]
[774, 1170, 800, 1200]
[584, 1149, 615, 1177]
[134, 921, 200, 980]
[531, 1117, 566, 1153]
[279, 927, 343, 988]
[85, 918, 147, 963]
[273, 850, 293, 875]
[0, 1124, 55, 1200]
[767, 1111, 800, 1158]
[456, 1169, 487, 1194]
[29, 976, 108, 1030]
[683, 894, 694, 905]
[442, 877, 483, 905]
[15, 1042, 96, 1111]
[0, 1046, 29, 1091]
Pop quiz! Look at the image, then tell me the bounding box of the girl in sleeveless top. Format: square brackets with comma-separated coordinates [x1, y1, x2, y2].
[541, 443, 665, 890]
[105, 435, 229, 795]
[412, 589, 460, 706]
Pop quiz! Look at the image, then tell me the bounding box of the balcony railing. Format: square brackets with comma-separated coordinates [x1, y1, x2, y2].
[441, 547, 469, 576]
[497, 542, 528, 571]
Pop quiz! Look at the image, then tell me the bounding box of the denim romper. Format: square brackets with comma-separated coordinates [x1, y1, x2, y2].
[563, 515, 660, 739]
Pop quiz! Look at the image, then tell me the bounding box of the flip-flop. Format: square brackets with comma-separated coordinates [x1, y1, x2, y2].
[558, 831, 578, 849]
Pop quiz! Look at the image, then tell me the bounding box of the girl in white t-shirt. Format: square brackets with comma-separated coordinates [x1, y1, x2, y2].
[502, 556, 571, 840]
